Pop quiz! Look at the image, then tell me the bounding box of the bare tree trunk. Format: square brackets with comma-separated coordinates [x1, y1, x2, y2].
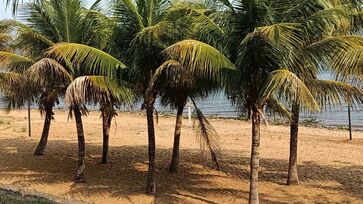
[146, 104, 156, 194]
[74, 106, 86, 183]
[287, 102, 300, 185]
[169, 105, 184, 172]
[28, 102, 31, 137]
[102, 110, 112, 164]
[34, 107, 53, 155]
[249, 108, 261, 204]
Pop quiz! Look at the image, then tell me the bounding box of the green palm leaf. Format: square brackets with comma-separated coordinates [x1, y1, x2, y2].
[163, 39, 234, 82]
[47, 43, 126, 77]
[306, 80, 363, 108]
[0, 51, 32, 72]
[262, 69, 320, 112]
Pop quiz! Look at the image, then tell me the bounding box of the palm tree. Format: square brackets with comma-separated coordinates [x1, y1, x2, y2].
[2, 0, 124, 182]
[47, 42, 127, 182]
[65, 76, 134, 164]
[209, 1, 362, 202]
[150, 40, 234, 172]
[12, 0, 113, 158]
[210, 1, 310, 202]
[260, 0, 363, 185]
[106, 0, 226, 193]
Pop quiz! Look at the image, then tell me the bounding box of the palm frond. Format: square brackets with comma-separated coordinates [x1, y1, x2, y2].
[262, 69, 320, 112]
[0, 51, 32, 72]
[163, 39, 234, 83]
[47, 43, 126, 77]
[65, 75, 134, 107]
[26, 58, 73, 87]
[266, 96, 291, 120]
[307, 35, 363, 82]
[306, 79, 363, 109]
[191, 97, 221, 170]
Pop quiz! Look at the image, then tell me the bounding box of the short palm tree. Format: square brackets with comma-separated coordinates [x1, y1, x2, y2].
[150, 40, 234, 172]
[65, 76, 134, 164]
[2, 0, 123, 182]
[47, 42, 127, 182]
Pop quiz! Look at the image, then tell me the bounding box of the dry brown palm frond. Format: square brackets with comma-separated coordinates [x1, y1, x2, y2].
[65, 76, 133, 107]
[26, 58, 73, 87]
[191, 97, 221, 170]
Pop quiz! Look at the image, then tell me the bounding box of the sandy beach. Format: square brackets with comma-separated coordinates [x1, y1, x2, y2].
[0, 109, 362, 203]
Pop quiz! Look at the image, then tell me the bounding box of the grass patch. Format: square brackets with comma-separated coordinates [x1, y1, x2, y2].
[0, 188, 56, 204]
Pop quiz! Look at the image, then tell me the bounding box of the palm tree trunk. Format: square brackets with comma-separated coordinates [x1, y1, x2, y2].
[249, 108, 261, 204]
[74, 106, 86, 183]
[34, 107, 53, 155]
[102, 110, 112, 164]
[287, 102, 300, 185]
[169, 105, 184, 172]
[146, 104, 156, 194]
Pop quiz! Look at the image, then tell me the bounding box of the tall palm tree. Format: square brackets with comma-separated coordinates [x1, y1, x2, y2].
[150, 40, 234, 172]
[209, 1, 362, 202]
[210, 1, 309, 203]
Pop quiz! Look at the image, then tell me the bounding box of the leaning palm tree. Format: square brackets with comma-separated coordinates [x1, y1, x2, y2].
[150, 40, 234, 172]
[65, 76, 134, 164]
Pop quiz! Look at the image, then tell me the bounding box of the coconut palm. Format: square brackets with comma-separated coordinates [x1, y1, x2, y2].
[13, 0, 113, 158]
[259, 0, 363, 185]
[2, 0, 123, 182]
[150, 39, 234, 172]
[65, 76, 134, 164]
[210, 1, 308, 202]
[107, 0, 228, 193]
[46, 42, 127, 182]
[209, 0, 363, 202]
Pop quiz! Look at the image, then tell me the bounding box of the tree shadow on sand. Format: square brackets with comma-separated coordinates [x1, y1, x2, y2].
[0, 138, 362, 203]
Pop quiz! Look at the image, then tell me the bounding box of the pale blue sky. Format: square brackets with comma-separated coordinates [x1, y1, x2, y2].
[1, 0, 95, 20]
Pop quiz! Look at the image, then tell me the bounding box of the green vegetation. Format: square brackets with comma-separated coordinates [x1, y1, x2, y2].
[1, 0, 362, 203]
[0, 188, 55, 204]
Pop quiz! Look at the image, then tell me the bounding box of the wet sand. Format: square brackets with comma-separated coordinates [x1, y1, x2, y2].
[0, 110, 362, 203]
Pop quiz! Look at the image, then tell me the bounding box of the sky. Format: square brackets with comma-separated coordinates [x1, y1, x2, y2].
[0, 0, 95, 20]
